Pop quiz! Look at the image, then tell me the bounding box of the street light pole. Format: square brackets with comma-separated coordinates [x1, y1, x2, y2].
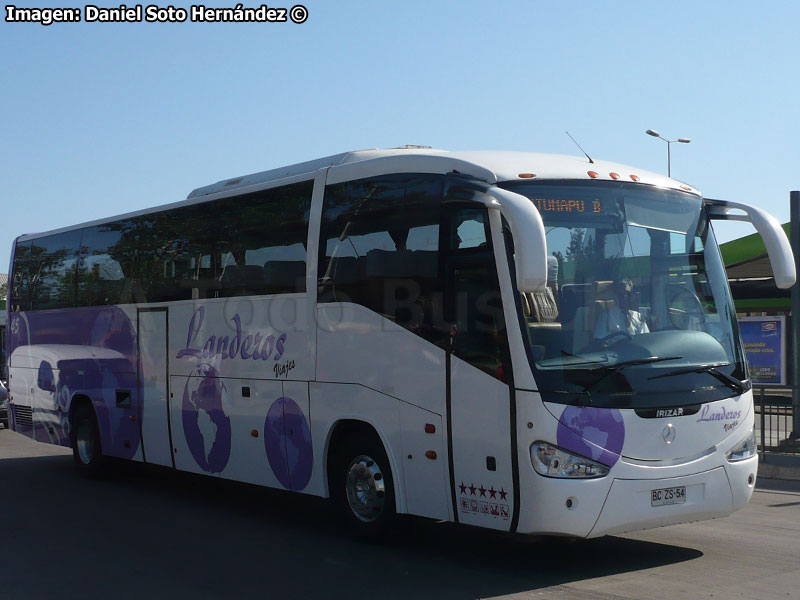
[646, 129, 691, 177]
[667, 141, 671, 178]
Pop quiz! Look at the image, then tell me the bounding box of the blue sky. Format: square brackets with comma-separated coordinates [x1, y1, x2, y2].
[2, 0, 798, 272]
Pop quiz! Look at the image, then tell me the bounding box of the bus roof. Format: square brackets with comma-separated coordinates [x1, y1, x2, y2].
[17, 147, 700, 242]
[187, 147, 700, 198]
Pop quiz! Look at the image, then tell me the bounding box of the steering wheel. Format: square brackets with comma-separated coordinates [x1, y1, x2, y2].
[667, 285, 705, 330]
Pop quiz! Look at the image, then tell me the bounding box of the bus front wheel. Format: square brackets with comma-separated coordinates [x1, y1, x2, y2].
[71, 402, 107, 479]
[330, 433, 396, 540]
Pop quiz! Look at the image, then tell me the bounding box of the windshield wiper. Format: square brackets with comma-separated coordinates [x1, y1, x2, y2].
[580, 355, 684, 403]
[648, 362, 747, 394]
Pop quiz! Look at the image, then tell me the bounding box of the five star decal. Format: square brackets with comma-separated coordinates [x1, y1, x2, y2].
[457, 481, 510, 520]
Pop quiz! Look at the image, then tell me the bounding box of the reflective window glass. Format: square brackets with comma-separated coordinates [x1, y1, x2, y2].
[76, 221, 137, 306]
[29, 230, 82, 310]
[319, 174, 445, 345]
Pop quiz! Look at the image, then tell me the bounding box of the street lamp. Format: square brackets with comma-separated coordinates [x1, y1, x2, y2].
[645, 129, 691, 177]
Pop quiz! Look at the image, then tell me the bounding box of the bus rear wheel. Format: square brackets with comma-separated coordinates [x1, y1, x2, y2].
[71, 402, 107, 479]
[330, 434, 396, 540]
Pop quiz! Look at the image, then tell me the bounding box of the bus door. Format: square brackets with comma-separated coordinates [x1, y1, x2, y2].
[138, 307, 174, 467]
[443, 202, 516, 531]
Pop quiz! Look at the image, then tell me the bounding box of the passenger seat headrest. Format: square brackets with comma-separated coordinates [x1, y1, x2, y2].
[594, 280, 614, 300]
[546, 255, 558, 284]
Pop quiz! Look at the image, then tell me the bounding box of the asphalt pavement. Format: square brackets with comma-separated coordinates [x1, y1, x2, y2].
[1, 429, 798, 600]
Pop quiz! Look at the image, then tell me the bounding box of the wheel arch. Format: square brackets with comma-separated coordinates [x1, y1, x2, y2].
[67, 393, 94, 422]
[323, 417, 406, 514]
[68, 393, 100, 449]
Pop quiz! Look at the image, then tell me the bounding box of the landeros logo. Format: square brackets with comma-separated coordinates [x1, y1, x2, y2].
[176, 306, 287, 362]
[696, 404, 742, 423]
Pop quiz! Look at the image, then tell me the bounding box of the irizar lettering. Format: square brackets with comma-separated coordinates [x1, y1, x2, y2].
[177, 306, 287, 362]
[656, 408, 684, 418]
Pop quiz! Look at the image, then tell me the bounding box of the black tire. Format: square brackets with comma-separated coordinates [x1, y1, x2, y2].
[71, 402, 107, 479]
[329, 431, 396, 541]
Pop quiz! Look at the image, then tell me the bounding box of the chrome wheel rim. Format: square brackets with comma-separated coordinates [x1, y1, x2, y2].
[345, 455, 386, 522]
[76, 420, 94, 465]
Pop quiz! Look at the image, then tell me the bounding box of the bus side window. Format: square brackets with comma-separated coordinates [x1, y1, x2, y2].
[28, 230, 83, 311]
[319, 174, 446, 347]
[451, 207, 490, 250]
[443, 199, 511, 382]
[76, 221, 136, 306]
[216, 180, 312, 297]
[450, 263, 509, 380]
[140, 205, 215, 302]
[10, 240, 32, 312]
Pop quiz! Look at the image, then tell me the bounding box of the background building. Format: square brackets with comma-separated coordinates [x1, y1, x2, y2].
[722, 223, 791, 316]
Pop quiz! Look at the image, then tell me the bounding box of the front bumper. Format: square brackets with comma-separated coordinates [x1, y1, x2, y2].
[588, 466, 733, 537]
[515, 390, 759, 537]
[515, 454, 758, 538]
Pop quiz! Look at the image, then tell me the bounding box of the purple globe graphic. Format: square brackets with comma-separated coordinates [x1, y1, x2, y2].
[264, 397, 313, 491]
[182, 364, 232, 473]
[556, 406, 625, 467]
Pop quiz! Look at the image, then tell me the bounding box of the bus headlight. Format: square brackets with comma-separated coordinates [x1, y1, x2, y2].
[530, 441, 610, 478]
[726, 429, 757, 462]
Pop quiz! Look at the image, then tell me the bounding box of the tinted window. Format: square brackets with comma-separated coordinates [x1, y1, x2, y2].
[140, 203, 217, 302]
[451, 261, 508, 380]
[9, 240, 32, 311]
[319, 174, 445, 346]
[29, 230, 83, 310]
[443, 195, 510, 382]
[77, 220, 137, 306]
[452, 208, 490, 250]
[11, 180, 313, 309]
[216, 181, 312, 297]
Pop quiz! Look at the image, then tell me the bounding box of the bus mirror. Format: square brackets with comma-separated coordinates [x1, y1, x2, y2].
[706, 198, 796, 289]
[485, 187, 548, 292]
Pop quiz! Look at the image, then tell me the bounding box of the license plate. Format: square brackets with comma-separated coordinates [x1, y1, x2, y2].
[651, 485, 686, 507]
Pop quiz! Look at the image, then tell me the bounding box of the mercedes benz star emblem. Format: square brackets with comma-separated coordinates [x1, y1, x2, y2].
[662, 423, 676, 444]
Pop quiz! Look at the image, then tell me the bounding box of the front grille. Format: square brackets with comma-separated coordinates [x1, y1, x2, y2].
[14, 405, 33, 428]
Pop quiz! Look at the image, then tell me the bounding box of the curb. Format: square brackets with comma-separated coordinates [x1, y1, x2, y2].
[758, 455, 800, 481]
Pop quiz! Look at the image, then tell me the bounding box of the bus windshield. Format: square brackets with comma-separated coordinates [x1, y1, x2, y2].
[500, 181, 747, 408]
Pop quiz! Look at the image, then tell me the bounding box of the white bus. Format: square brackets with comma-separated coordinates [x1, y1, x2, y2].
[6, 147, 795, 538]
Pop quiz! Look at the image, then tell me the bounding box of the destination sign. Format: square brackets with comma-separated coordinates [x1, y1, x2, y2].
[530, 198, 604, 214]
